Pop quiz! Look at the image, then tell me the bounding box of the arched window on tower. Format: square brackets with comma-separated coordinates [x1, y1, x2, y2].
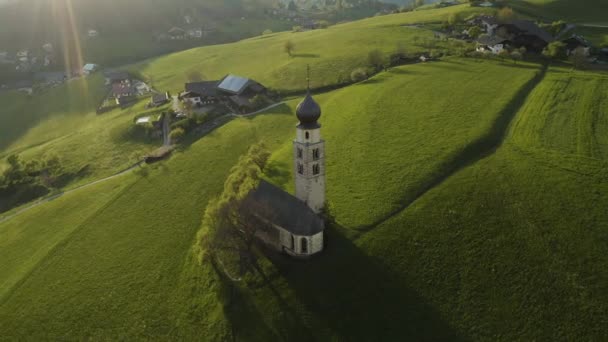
[305, 132, 310, 140]
[297, 163, 304, 174]
[301, 238, 308, 254]
[297, 148, 303, 159]
[312, 164, 320, 175]
[313, 148, 320, 160]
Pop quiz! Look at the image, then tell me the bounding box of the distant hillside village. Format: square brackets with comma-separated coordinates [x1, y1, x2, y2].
[0, 0, 398, 90]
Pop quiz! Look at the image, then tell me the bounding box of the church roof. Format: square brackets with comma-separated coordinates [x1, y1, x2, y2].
[296, 92, 321, 128]
[248, 180, 324, 236]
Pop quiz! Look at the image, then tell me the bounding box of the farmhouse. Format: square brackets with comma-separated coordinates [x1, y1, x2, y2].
[83, 63, 99, 75]
[168, 27, 186, 40]
[496, 20, 553, 52]
[150, 92, 170, 107]
[476, 35, 509, 54]
[562, 35, 593, 56]
[181, 80, 220, 106]
[104, 71, 130, 85]
[112, 82, 136, 105]
[247, 89, 326, 258]
[217, 74, 266, 111]
[180, 75, 267, 112]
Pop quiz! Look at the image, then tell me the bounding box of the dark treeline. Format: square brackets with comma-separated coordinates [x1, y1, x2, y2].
[0, 154, 83, 213]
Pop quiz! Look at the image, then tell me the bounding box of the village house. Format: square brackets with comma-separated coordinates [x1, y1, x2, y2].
[180, 75, 267, 112]
[247, 89, 326, 258]
[180, 80, 220, 106]
[476, 35, 509, 54]
[88, 29, 99, 38]
[150, 92, 170, 107]
[168, 27, 186, 40]
[82, 63, 99, 75]
[112, 81, 136, 105]
[562, 35, 593, 56]
[495, 20, 553, 52]
[216, 74, 266, 111]
[186, 28, 203, 39]
[103, 70, 130, 86]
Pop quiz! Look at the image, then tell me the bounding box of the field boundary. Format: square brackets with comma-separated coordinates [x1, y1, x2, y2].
[358, 63, 549, 232]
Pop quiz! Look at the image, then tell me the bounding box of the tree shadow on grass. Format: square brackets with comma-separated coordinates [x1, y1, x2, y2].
[292, 53, 321, 58]
[257, 224, 465, 341]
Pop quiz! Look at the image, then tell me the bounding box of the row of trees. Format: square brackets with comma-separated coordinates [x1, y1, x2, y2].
[199, 144, 272, 277]
[543, 42, 589, 69]
[0, 154, 70, 213]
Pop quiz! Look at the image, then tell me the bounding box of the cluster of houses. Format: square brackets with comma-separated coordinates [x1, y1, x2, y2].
[102, 70, 152, 107]
[179, 74, 267, 113]
[0, 44, 55, 72]
[470, 15, 599, 59]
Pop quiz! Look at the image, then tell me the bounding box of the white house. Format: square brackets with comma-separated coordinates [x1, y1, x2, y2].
[88, 29, 99, 38]
[477, 36, 508, 54]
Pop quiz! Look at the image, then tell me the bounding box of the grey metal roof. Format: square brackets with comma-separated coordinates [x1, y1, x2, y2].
[248, 180, 324, 236]
[217, 75, 251, 95]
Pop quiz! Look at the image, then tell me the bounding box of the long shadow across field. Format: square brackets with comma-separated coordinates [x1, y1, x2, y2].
[246, 225, 464, 341]
[360, 63, 549, 232]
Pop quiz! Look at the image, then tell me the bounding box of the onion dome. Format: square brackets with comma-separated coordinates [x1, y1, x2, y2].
[296, 92, 321, 126]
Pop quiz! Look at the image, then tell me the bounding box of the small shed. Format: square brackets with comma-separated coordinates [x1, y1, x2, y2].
[83, 63, 99, 75]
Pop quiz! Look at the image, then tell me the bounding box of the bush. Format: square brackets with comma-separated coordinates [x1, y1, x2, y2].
[292, 25, 303, 32]
[368, 49, 385, 71]
[251, 94, 269, 109]
[170, 127, 185, 142]
[317, 20, 330, 29]
[351, 68, 368, 82]
[170, 117, 195, 132]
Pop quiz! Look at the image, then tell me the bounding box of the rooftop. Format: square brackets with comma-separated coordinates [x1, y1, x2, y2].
[248, 180, 324, 236]
[217, 75, 252, 95]
[185, 80, 219, 97]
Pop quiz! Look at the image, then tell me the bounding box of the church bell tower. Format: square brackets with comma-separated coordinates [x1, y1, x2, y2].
[293, 68, 325, 213]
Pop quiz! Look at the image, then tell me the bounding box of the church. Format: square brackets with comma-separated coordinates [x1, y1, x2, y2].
[247, 89, 326, 258]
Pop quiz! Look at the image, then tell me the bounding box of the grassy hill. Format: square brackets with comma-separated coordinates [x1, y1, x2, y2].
[0, 0, 295, 70]
[4, 58, 593, 340]
[509, 0, 608, 23]
[0, 80, 161, 189]
[1, 3, 608, 340]
[131, 4, 489, 93]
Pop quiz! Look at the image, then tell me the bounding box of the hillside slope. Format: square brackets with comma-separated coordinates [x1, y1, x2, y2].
[509, 0, 608, 23]
[0, 59, 560, 340]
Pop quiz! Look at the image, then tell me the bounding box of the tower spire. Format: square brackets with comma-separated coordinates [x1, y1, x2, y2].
[306, 64, 311, 91]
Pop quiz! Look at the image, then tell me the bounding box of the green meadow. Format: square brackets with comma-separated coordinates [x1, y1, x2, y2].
[266, 58, 540, 228]
[1, 3, 608, 340]
[131, 4, 489, 93]
[509, 0, 608, 23]
[5, 58, 607, 340]
[0, 79, 165, 189]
